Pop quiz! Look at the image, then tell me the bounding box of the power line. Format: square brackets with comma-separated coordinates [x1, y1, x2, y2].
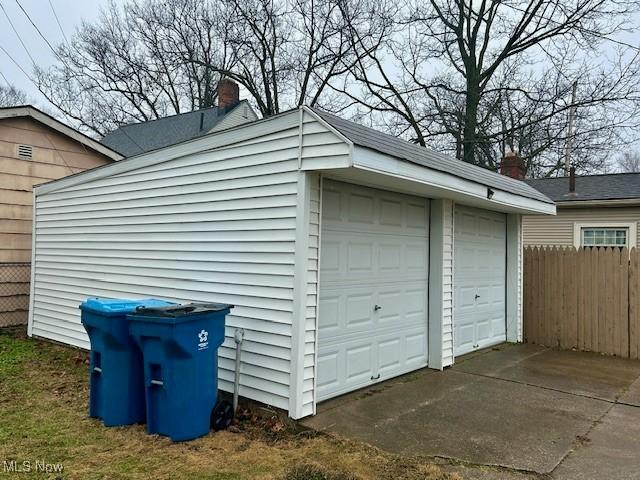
[0, 44, 36, 84]
[14, 0, 59, 57]
[0, 1, 35, 65]
[48, 0, 68, 44]
[0, 69, 10, 85]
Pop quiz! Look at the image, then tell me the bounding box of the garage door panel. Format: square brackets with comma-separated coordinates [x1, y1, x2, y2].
[379, 198, 403, 226]
[345, 293, 376, 328]
[318, 295, 340, 333]
[318, 180, 429, 401]
[454, 205, 506, 357]
[320, 283, 427, 341]
[320, 240, 340, 273]
[346, 344, 374, 381]
[347, 242, 374, 273]
[321, 232, 428, 285]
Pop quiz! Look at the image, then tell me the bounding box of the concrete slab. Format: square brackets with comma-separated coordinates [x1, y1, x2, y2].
[455, 346, 640, 402]
[553, 404, 640, 480]
[618, 377, 640, 407]
[303, 368, 610, 474]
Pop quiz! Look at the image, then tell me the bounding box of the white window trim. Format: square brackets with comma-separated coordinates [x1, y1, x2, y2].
[573, 222, 637, 249]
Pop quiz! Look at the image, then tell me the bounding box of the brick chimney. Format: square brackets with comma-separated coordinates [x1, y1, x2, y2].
[217, 79, 240, 110]
[500, 150, 525, 180]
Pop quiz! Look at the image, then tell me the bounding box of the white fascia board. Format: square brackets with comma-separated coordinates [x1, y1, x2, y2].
[34, 109, 301, 196]
[0, 106, 123, 161]
[352, 146, 556, 215]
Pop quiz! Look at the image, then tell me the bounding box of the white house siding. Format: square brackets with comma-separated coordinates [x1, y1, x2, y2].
[441, 200, 455, 367]
[302, 173, 321, 417]
[516, 216, 523, 342]
[427, 199, 454, 370]
[522, 206, 640, 246]
[29, 111, 349, 416]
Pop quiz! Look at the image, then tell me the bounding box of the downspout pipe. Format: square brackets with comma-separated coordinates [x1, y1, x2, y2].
[233, 328, 245, 412]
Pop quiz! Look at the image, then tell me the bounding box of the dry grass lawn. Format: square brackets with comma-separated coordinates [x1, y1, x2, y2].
[0, 329, 462, 480]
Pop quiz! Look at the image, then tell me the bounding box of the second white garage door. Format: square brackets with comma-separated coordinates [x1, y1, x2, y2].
[454, 205, 507, 356]
[316, 180, 429, 401]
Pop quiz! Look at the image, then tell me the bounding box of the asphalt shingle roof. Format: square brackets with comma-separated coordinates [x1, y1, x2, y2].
[311, 109, 553, 204]
[100, 104, 238, 157]
[525, 173, 640, 202]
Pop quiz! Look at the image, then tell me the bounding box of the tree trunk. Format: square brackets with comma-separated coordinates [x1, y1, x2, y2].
[463, 76, 480, 165]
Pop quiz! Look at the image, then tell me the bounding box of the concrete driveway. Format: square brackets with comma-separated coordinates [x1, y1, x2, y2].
[302, 344, 640, 479]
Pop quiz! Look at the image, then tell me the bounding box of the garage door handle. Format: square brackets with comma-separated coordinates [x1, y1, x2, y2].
[374, 304, 382, 311]
[371, 374, 381, 380]
[474, 294, 480, 300]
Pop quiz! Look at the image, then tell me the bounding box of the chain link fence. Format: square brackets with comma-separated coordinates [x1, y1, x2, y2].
[0, 263, 30, 327]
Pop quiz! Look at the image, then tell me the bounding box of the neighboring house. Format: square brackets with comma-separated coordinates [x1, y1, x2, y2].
[0, 105, 122, 327]
[27, 107, 554, 419]
[101, 80, 258, 157]
[523, 172, 640, 248]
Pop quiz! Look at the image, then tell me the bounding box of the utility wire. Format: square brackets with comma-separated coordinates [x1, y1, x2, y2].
[14, 0, 59, 57]
[0, 44, 36, 83]
[0, 69, 10, 85]
[0, 0, 35, 64]
[12, 0, 146, 150]
[48, 0, 68, 44]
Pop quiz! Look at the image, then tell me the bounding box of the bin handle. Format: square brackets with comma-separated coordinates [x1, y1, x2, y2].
[93, 367, 102, 373]
[150, 379, 164, 387]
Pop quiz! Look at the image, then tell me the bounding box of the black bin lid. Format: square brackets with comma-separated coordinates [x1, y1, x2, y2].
[133, 302, 233, 318]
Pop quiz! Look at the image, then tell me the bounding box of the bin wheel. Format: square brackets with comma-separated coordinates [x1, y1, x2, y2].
[211, 400, 234, 431]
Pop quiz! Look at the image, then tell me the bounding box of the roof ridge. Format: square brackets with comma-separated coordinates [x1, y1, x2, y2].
[114, 102, 244, 131]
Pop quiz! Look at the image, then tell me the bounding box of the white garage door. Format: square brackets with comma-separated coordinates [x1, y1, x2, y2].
[454, 205, 507, 356]
[316, 180, 429, 401]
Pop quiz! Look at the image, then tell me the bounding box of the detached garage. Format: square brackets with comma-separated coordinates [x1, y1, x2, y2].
[28, 107, 554, 418]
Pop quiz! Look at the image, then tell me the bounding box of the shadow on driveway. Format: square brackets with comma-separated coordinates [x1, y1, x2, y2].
[302, 344, 640, 478]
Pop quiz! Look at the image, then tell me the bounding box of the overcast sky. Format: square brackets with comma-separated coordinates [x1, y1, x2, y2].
[1, 0, 639, 157]
[0, 0, 115, 111]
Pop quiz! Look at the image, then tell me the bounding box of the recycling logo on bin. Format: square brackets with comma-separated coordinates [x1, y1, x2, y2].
[198, 329, 209, 351]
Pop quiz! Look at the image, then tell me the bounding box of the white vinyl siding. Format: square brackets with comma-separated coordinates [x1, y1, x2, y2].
[302, 173, 321, 416]
[29, 111, 348, 416]
[441, 200, 455, 367]
[516, 215, 523, 342]
[523, 206, 640, 247]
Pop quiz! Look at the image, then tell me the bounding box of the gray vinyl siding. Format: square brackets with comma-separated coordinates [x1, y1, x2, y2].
[30, 111, 349, 416]
[523, 206, 640, 246]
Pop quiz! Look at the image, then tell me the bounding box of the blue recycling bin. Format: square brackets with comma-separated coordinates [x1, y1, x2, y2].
[127, 303, 232, 442]
[80, 298, 175, 427]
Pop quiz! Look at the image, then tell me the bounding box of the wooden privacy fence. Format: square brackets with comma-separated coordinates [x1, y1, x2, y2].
[523, 247, 640, 359]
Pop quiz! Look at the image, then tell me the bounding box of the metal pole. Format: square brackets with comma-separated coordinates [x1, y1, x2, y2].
[233, 328, 244, 412]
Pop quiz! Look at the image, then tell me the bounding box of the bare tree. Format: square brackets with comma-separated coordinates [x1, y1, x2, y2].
[0, 84, 27, 107]
[339, 0, 640, 172]
[36, 0, 378, 134]
[617, 150, 640, 172]
[36, 0, 234, 136]
[198, 0, 378, 116]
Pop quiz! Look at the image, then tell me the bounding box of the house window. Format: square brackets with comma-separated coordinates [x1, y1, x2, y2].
[581, 228, 628, 247]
